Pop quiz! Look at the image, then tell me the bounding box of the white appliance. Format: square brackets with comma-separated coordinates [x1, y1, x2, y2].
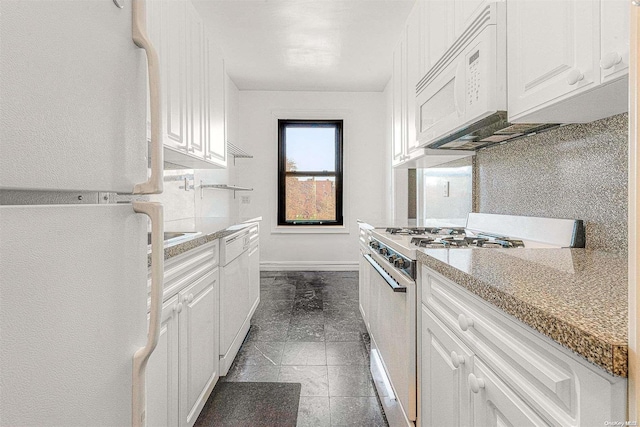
[0, 1, 165, 426]
[415, 2, 558, 151]
[219, 228, 252, 375]
[365, 213, 585, 427]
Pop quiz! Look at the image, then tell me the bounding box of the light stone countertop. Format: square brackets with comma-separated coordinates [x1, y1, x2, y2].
[147, 216, 262, 267]
[417, 247, 628, 377]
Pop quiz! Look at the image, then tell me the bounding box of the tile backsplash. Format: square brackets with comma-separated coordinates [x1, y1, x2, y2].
[149, 163, 239, 223]
[474, 113, 628, 252]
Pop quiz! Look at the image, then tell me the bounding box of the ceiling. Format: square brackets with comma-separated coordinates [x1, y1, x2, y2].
[193, 0, 415, 92]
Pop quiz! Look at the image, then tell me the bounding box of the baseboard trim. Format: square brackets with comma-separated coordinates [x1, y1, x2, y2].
[260, 261, 358, 271]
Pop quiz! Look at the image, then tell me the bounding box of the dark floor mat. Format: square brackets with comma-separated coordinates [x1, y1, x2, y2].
[195, 382, 302, 427]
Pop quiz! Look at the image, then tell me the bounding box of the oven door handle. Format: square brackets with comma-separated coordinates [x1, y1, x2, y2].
[364, 254, 407, 293]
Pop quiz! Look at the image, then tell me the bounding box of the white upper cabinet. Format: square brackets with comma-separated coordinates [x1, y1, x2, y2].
[507, 0, 628, 123]
[600, 0, 629, 83]
[507, 0, 599, 120]
[423, 0, 455, 73]
[148, 0, 227, 169]
[186, 2, 206, 159]
[392, 38, 405, 166]
[205, 40, 227, 166]
[406, 5, 423, 155]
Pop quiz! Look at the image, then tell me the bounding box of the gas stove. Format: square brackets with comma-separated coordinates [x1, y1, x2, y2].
[367, 213, 585, 280]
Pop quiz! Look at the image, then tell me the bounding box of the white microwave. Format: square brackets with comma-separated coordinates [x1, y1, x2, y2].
[416, 3, 558, 150]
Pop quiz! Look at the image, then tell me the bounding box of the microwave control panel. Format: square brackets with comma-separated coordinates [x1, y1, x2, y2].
[467, 49, 481, 107]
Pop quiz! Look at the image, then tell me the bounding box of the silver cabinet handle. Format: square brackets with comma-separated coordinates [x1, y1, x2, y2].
[132, 0, 163, 195]
[132, 201, 164, 427]
[176, 302, 183, 313]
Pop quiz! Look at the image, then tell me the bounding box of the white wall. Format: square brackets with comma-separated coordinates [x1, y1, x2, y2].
[237, 91, 389, 269]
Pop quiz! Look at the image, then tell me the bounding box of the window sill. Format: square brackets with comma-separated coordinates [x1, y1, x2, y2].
[271, 225, 350, 234]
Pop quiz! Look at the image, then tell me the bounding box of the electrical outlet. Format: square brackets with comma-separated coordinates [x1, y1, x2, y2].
[241, 195, 251, 204]
[442, 181, 450, 197]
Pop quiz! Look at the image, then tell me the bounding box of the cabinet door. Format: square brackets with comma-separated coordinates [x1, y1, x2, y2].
[420, 305, 473, 427]
[507, 0, 600, 121]
[406, 4, 422, 156]
[186, 2, 206, 158]
[164, 0, 188, 151]
[600, 0, 629, 83]
[423, 0, 455, 72]
[392, 37, 405, 165]
[471, 360, 549, 426]
[205, 38, 227, 167]
[248, 243, 260, 314]
[147, 296, 180, 427]
[179, 268, 219, 427]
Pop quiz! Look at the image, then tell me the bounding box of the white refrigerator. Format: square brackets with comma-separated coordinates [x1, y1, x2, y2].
[0, 0, 165, 426]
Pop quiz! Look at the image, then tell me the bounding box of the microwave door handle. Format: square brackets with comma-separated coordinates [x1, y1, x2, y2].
[132, 0, 163, 195]
[132, 201, 164, 427]
[453, 61, 466, 118]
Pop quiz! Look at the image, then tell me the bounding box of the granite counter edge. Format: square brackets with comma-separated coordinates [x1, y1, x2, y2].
[416, 251, 627, 378]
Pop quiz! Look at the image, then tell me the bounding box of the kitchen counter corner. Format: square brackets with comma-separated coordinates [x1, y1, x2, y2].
[417, 247, 628, 377]
[148, 216, 262, 266]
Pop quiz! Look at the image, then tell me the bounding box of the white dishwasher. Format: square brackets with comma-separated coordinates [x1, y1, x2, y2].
[219, 228, 251, 375]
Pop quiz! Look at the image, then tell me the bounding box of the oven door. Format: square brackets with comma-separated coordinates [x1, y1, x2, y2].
[366, 252, 416, 425]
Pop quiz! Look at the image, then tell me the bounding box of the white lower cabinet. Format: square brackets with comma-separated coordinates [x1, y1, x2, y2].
[146, 241, 220, 427]
[179, 269, 219, 427]
[470, 359, 547, 427]
[147, 296, 180, 427]
[418, 265, 627, 427]
[420, 305, 473, 426]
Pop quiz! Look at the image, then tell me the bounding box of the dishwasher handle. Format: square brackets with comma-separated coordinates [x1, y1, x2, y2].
[364, 254, 406, 293]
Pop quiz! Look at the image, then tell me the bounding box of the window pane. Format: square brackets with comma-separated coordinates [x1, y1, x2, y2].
[285, 126, 336, 172]
[285, 176, 336, 222]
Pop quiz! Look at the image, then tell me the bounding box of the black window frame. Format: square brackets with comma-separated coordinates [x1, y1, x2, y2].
[277, 119, 344, 226]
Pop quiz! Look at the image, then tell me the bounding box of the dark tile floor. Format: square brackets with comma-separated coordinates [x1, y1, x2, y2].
[221, 271, 388, 427]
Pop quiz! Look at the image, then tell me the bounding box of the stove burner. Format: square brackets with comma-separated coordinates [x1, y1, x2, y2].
[411, 236, 526, 249]
[387, 226, 468, 236]
[386, 227, 428, 235]
[475, 238, 525, 248]
[440, 237, 470, 247]
[442, 227, 466, 236]
[410, 237, 434, 247]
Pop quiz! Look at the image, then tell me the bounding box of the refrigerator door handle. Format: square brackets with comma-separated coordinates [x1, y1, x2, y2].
[132, 0, 163, 195]
[132, 201, 164, 427]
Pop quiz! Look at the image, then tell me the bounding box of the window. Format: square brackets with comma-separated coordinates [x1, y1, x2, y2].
[278, 120, 343, 226]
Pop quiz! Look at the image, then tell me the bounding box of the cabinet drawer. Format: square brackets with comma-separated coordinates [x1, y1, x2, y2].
[148, 241, 219, 302]
[422, 266, 577, 424]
